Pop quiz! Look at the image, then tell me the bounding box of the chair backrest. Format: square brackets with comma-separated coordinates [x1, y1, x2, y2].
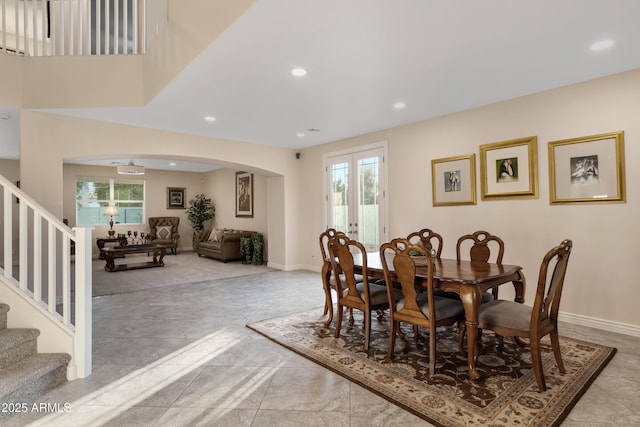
[149, 217, 179, 239]
[327, 234, 369, 306]
[456, 230, 504, 263]
[319, 228, 345, 261]
[531, 239, 573, 327]
[380, 238, 435, 319]
[407, 228, 443, 258]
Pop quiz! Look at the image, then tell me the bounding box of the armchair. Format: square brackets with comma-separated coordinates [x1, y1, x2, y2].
[148, 217, 180, 254]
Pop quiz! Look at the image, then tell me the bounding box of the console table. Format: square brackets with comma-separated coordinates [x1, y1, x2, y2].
[102, 244, 165, 272]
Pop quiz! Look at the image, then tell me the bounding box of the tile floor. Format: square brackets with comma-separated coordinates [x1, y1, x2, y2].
[4, 265, 640, 426]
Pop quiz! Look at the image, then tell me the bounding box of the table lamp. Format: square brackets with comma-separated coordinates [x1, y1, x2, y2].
[104, 205, 119, 236]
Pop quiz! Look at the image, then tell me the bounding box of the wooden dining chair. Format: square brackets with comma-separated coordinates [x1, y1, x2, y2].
[319, 228, 345, 327]
[380, 238, 465, 375]
[407, 228, 443, 258]
[477, 239, 573, 392]
[329, 234, 396, 351]
[456, 230, 505, 300]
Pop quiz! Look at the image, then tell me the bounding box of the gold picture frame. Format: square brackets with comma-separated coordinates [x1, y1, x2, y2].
[431, 154, 477, 206]
[548, 131, 625, 204]
[480, 136, 538, 200]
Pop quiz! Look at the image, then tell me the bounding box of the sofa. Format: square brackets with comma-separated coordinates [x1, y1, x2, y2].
[194, 228, 254, 262]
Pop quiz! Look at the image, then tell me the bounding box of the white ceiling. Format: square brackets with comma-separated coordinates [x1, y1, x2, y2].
[3, 0, 640, 172]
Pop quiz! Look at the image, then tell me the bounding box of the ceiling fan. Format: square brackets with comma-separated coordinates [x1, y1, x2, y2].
[116, 160, 145, 175]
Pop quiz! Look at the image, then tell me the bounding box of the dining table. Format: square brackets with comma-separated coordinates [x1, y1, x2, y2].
[352, 252, 526, 380]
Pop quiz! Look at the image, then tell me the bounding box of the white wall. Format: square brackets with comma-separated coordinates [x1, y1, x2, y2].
[297, 69, 640, 330]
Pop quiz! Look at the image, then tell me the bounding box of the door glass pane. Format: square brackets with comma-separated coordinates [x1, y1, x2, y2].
[330, 162, 349, 233]
[357, 156, 380, 250]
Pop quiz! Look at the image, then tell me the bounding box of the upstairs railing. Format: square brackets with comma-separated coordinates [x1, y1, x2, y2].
[0, 174, 93, 379]
[0, 0, 167, 57]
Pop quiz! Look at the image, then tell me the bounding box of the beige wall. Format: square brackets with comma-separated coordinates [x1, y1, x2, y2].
[0, 159, 20, 261]
[8, 66, 640, 330]
[63, 164, 210, 257]
[19, 111, 296, 267]
[297, 69, 640, 329]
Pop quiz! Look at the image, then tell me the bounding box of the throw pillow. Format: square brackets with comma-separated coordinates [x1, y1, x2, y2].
[156, 225, 172, 240]
[215, 230, 224, 241]
[207, 228, 219, 241]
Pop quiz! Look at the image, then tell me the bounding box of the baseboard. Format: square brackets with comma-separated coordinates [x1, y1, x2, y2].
[558, 311, 640, 338]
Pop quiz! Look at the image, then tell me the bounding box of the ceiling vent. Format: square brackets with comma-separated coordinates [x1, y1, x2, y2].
[117, 160, 145, 175]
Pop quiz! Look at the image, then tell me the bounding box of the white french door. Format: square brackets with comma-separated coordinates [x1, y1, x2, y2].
[325, 146, 387, 252]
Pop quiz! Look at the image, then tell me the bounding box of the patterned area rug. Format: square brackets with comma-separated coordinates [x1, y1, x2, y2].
[247, 309, 616, 427]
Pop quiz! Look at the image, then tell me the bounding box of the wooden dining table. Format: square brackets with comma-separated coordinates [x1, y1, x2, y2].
[352, 252, 526, 380]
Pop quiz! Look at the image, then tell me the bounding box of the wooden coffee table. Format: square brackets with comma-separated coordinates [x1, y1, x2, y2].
[102, 244, 165, 272]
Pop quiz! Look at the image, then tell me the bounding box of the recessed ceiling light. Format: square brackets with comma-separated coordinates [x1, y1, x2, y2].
[393, 102, 406, 110]
[204, 115, 216, 122]
[169, 162, 176, 167]
[291, 68, 307, 77]
[590, 39, 614, 51]
[296, 132, 306, 137]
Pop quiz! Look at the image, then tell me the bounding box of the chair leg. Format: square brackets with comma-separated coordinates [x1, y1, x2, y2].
[334, 303, 343, 339]
[550, 329, 565, 374]
[530, 337, 547, 392]
[363, 310, 372, 351]
[429, 325, 436, 377]
[458, 322, 465, 355]
[349, 308, 355, 327]
[413, 325, 419, 343]
[387, 319, 398, 360]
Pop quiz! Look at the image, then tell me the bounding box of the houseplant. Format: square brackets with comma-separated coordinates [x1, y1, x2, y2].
[186, 193, 215, 249]
[186, 193, 215, 230]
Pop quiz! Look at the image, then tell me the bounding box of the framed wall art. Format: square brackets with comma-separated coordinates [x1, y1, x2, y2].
[480, 136, 538, 200]
[236, 171, 254, 217]
[548, 131, 625, 204]
[166, 187, 185, 209]
[431, 154, 477, 206]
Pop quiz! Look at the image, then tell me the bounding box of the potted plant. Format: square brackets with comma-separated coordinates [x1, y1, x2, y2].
[186, 193, 215, 248]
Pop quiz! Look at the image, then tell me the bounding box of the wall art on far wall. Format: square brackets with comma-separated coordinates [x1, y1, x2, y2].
[479, 136, 538, 200]
[548, 131, 625, 204]
[236, 171, 254, 217]
[431, 154, 477, 206]
[167, 187, 185, 209]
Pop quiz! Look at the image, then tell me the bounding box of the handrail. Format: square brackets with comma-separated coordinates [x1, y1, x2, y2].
[0, 174, 93, 379]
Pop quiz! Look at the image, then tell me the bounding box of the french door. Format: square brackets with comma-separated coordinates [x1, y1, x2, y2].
[325, 146, 387, 252]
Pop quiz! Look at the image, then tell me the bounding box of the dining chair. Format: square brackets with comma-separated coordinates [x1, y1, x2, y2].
[380, 238, 465, 375]
[407, 228, 443, 258]
[319, 228, 359, 327]
[477, 239, 573, 392]
[329, 234, 396, 351]
[456, 230, 506, 300]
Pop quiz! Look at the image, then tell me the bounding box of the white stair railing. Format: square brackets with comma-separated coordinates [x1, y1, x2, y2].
[0, 174, 93, 379]
[0, 0, 166, 57]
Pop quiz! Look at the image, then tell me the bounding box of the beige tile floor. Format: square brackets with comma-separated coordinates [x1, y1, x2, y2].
[4, 265, 640, 426]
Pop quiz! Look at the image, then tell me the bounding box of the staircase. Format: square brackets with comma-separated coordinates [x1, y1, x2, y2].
[0, 303, 70, 412]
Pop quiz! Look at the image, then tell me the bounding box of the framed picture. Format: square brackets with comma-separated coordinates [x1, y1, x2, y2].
[236, 171, 253, 217]
[167, 187, 185, 209]
[479, 136, 538, 200]
[431, 154, 477, 206]
[548, 131, 625, 204]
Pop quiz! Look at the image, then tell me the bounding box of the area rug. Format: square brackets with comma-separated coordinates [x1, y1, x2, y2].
[247, 309, 616, 427]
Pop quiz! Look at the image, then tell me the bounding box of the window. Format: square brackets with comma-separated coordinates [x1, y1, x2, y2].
[76, 176, 145, 226]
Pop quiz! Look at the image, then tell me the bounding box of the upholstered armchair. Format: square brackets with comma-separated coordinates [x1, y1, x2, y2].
[148, 217, 180, 254]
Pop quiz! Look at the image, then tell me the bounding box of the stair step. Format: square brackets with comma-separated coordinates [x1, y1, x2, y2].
[0, 353, 71, 407]
[0, 303, 8, 330]
[0, 329, 40, 370]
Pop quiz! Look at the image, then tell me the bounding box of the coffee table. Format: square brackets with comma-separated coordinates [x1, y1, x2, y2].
[102, 244, 165, 272]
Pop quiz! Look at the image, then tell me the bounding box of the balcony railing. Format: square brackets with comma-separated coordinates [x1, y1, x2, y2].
[0, 0, 166, 57]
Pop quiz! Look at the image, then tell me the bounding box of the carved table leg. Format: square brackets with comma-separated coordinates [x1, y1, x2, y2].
[459, 286, 482, 380]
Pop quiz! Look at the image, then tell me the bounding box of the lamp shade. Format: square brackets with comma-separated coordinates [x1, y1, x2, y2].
[104, 205, 119, 216]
